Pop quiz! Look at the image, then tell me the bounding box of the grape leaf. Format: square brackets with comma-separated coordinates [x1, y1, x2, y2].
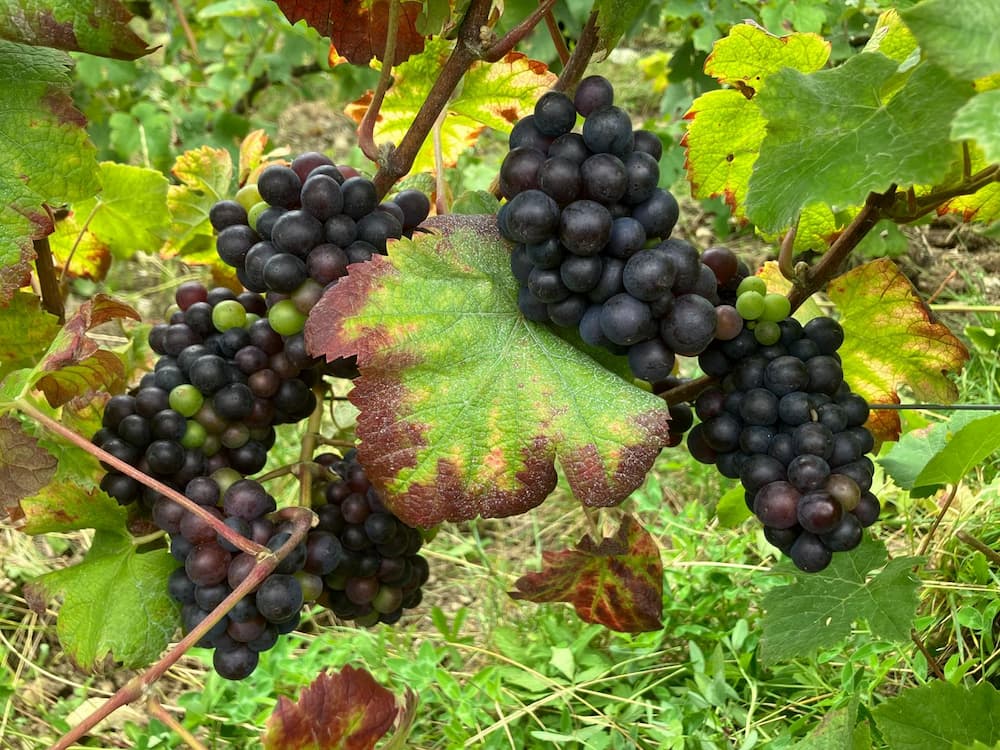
[347, 40, 554, 174]
[683, 24, 829, 220]
[871, 682, 1000, 750]
[0, 291, 61, 381]
[510, 515, 663, 632]
[951, 91, 1000, 165]
[238, 128, 270, 186]
[19, 482, 126, 534]
[827, 259, 968, 444]
[746, 55, 974, 233]
[0, 40, 99, 304]
[0, 415, 58, 520]
[275, 0, 426, 66]
[49, 162, 170, 279]
[863, 9, 918, 63]
[34, 294, 140, 407]
[305, 215, 670, 527]
[592, 0, 648, 57]
[263, 665, 404, 750]
[0, 0, 151, 59]
[880, 412, 1000, 496]
[900, 0, 1000, 81]
[160, 146, 234, 262]
[715, 484, 750, 527]
[789, 704, 860, 750]
[937, 143, 1000, 224]
[25, 531, 178, 669]
[759, 538, 921, 664]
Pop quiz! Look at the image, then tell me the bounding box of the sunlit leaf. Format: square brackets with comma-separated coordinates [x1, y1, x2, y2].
[0, 0, 151, 59]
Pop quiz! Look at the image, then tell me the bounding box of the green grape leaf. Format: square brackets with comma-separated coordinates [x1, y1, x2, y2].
[715, 484, 750, 527]
[161, 146, 234, 262]
[746, 55, 974, 233]
[0, 415, 58, 522]
[0, 40, 100, 304]
[789, 704, 860, 750]
[827, 259, 969, 444]
[34, 294, 140, 407]
[937, 143, 1000, 223]
[0, 291, 61, 381]
[684, 24, 829, 220]
[760, 538, 921, 664]
[347, 40, 555, 174]
[451, 190, 499, 215]
[592, 0, 648, 57]
[264, 665, 404, 750]
[510, 515, 663, 632]
[880, 412, 1000, 495]
[25, 531, 178, 669]
[49, 162, 169, 279]
[872, 682, 1000, 750]
[951, 90, 1000, 165]
[863, 9, 918, 63]
[900, 0, 1000, 81]
[703, 23, 830, 97]
[0, 0, 151, 59]
[19, 482, 126, 535]
[276, 0, 427, 66]
[305, 215, 670, 526]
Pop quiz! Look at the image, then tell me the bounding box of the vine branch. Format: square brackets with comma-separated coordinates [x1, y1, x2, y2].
[552, 10, 600, 94]
[48, 507, 316, 750]
[33, 237, 64, 323]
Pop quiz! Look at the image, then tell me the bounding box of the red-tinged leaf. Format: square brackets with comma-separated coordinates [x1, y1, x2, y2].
[0, 0, 152, 60]
[827, 259, 969, 443]
[276, 0, 426, 66]
[305, 215, 670, 527]
[263, 665, 402, 750]
[34, 295, 138, 407]
[511, 515, 663, 632]
[0, 415, 58, 524]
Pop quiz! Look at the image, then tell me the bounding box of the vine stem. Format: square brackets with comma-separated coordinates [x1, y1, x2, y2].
[955, 530, 1000, 567]
[552, 10, 600, 94]
[146, 697, 208, 750]
[911, 629, 946, 680]
[543, 8, 571, 66]
[169, 0, 201, 62]
[297, 382, 327, 509]
[33, 237, 64, 323]
[17, 399, 264, 557]
[371, 0, 494, 199]
[47, 506, 315, 750]
[918, 483, 959, 557]
[358, 0, 401, 163]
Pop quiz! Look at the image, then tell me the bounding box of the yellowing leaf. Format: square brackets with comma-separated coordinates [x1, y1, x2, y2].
[161, 146, 234, 266]
[347, 39, 555, 174]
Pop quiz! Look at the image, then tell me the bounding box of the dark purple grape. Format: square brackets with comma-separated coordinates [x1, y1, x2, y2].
[790, 532, 832, 572]
[559, 200, 612, 256]
[258, 165, 302, 209]
[186, 543, 232, 587]
[538, 157, 581, 205]
[797, 490, 843, 535]
[581, 105, 633, 157]
[534, 90, 577, 137]
[754, 481, 800, 529]
[573, 75, 614, 116]
[627, 338, 675, 382]
[392, 189, 431, 231]
[622, 151, 659, 205]
[341, 177, 379, 220]
[290, 151, 335, 182]
[581, 153, 627, 205]
[503, 189, 560, 245]
[632, 129, 663, 161]
[660, 294, 717, 356]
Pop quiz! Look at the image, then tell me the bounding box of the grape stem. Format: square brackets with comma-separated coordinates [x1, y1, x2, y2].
[33, 237, 65, 323]
[47, 506, 316, 750]
[297, 382, 327, 508]
[543, 8, 572, 66]
[552, 10, 600, 95]
[917, 483, 959, 556]
[482, 0, 559, 62]
[146, 696, 208, 750]
[16, 399, 265, 557]
[358, 0, 401, 163]
[956, 530, 1000, 568]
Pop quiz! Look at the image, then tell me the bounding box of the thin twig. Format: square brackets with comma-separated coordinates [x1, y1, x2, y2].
[955, 530, 1000, 568]
[147, 697, 208, 750]
[911, 629, 946, 680]
[552, 10, 600, 94]
[169, 0, 201, 62]
[918, 483, 959, 557]
[298, 383, 327, 509]
[359, 0, 401, 163]
[926, 270, 957, 305]
[58, 201, 101, 285]
[48, 507, 315, 750]
[658, 375, 715, 407]
[482, 0, 559, 62]
[18, 400, 263, 556]
[33, 237, 64, 323]
[543, 8, 571, 66]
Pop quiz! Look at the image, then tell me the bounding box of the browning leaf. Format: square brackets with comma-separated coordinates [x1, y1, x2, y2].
[510, 515, 663, 632]
[0, 415, 58, 523]
[263, 665, 402, 750]
[276, 0, 427, 66]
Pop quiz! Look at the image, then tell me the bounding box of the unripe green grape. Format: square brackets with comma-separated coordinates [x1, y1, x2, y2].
[211, 467, 243, 494]
[202, 433, 221, 457]
[180, 419, 206, 449]
[236, 184, 262, 212]
[268, 299, 307, 336]
[294, 571, 324, 602]
[354, 609, 382, 627]
[761, 293, 792, 323]
[212, 299, 248, 331]
[247, 200, 269, 230]
[753, 320, 781, 345]
[736, 276, 766, 297]
[169, 384, 204, 417]
[245, 313, 261, 327]
[735, 290, 765, 320]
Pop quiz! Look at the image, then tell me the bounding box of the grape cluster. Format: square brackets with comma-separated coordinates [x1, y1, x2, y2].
[91, 282, 318, 506]
[690, 310, 879, 572]
[211, 152, 429, 301]
[311, 450, 429, 626]
[499, 77, 746, 382]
